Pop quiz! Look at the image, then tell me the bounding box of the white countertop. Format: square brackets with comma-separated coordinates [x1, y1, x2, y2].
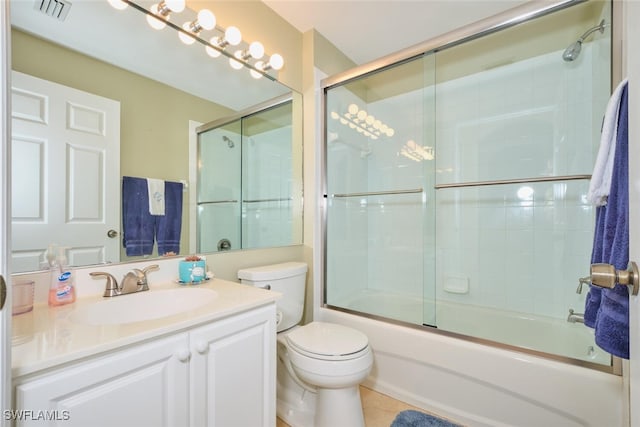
[12, 278, 280, 378]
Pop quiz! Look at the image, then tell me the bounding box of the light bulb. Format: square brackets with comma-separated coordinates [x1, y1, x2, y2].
[373, 120, 381, 129]
[269, 53, 284, 70]
[147, 4, 167, 30]
[179, 22, 196, 45]
[197, 9, 216, 30]
[348, 104, 359, 115]
[249, 42, 264, 59]
[386, 128, 395, 137]
[357, 110, 367, 121]
[206, 37, 222, 57]
[225, 26, 242, 46]
[330, 111, 339, 120]
[366, 115, 375, 125]
[165, 0, 185, 12]
[250, 68, 263, 79]
[107, 0, 128, 10]
[229, 53, 244, 70]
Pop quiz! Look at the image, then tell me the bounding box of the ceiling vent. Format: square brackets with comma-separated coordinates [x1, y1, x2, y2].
[35, 0, 72, 21]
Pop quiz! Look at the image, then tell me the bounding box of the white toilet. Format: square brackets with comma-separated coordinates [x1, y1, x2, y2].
[238, 262, 373, 427]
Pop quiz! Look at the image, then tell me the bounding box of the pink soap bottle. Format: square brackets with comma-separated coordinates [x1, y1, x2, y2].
[48, 247, 76, 307]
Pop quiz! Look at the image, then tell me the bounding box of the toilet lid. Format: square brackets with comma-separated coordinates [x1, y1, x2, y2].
[286, 322, 369, 357]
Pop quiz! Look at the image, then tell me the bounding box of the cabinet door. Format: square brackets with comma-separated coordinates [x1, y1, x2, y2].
[190, 304, 276, 427]
[14, 334, 190, 427]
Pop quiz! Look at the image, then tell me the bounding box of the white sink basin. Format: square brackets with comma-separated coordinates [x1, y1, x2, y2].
[70, 287, 217, 325]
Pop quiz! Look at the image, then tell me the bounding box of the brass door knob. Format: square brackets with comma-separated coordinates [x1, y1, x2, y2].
[0, 275, 6, 310]
[590, 262, 639, 296]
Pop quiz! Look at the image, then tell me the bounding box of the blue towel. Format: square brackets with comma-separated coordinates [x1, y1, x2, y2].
[122, 176, 155, 256]
[585, 82, 629, 359]
[156, 180, 183, 255]
[391, 410, 462, 427]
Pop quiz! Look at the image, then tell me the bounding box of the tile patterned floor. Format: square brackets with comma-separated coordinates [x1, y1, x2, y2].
[276, 385, 424, 427]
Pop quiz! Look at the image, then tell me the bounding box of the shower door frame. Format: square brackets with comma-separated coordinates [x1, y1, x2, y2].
[320, 0, 623, 374]
[196, 93, 296, 253]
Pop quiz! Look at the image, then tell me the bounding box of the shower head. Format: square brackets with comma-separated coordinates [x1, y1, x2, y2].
[222, 135, 235, 148]
[562, 19, 607, 62]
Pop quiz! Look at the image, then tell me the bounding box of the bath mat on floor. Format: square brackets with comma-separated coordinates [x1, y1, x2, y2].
[390, 409, 462, 427]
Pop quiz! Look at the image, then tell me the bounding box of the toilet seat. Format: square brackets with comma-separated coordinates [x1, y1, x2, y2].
[286, 322, 369, 361]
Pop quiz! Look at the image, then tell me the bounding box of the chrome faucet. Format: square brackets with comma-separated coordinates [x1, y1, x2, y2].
[567, 308, 585, 323]
[91, 264, 159, 297]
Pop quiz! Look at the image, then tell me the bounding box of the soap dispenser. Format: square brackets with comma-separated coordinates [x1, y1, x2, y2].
[48, 246, 76, 306]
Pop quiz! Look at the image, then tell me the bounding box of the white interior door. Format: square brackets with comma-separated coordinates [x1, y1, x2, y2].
[10, 71, 120, 272]
[627, 1, 639, 425]
[0, 2, 11, 426]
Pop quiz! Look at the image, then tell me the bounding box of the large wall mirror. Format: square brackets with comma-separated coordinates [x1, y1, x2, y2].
[10, 0, 303, 273]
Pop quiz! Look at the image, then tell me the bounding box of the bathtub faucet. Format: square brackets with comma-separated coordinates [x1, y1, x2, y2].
[567, 308, 585, 323]
[576, 276, 591, 294]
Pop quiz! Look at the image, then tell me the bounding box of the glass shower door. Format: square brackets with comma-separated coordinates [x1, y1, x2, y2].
[325, 56, 436, 325]
[242, 102, 295, 249]
[197, 120, 242, 252]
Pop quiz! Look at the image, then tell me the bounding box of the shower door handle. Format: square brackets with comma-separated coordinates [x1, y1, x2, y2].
[590, 262, 639, 295]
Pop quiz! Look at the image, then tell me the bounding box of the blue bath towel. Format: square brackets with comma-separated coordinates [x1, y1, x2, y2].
[122, 177, 183, 257]
[391, 410, 462, 427]
[585, 82, 629, 359]
[122, 176, 155, 256]
[156, 180, 183, 255]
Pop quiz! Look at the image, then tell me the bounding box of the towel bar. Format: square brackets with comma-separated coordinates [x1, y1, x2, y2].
[331, 188, 423, 198]
[434, 174, 591, 189]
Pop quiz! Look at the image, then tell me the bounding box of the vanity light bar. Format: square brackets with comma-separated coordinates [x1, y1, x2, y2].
[329, 103, 395, 141]
[113, 0, 284, 81]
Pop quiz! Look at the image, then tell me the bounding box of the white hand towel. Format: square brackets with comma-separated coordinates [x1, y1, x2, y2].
[587, 78, 628, 206]
[147, 178, 165, 215]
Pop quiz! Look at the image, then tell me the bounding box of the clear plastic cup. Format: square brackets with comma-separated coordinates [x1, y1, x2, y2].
[12, 280, 35, 315]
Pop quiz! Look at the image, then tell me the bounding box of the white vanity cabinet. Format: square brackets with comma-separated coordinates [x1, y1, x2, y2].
[13, 333, 190, 427]
[12, 303, 276, 427]
[190, 304, 276, 427]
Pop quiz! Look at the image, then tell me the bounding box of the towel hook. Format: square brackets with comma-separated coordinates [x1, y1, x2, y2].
[590, 262, 639, 296]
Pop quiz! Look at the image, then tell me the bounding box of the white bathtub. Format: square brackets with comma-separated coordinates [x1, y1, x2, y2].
[341, 291, 610, 366]
[318, 302, 624, 426]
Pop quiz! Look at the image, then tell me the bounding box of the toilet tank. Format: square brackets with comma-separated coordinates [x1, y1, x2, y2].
[238, 262, 308, 332]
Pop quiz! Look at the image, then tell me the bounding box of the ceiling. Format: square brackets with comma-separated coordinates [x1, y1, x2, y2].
[11, 0, 532, 111]
[261, 0, 531, 66]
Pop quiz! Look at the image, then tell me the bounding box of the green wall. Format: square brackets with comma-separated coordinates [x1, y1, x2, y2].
[12, 29, 233, 261]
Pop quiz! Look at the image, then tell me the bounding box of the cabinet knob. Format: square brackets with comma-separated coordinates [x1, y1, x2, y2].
[176, 348, 191, 362]
[195, 340, 208, 354]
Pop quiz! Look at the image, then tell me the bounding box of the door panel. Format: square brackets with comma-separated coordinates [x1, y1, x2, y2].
[627, 1, 640, 425]
[10, 71, 120, 272]
[1, 2, 11, 424]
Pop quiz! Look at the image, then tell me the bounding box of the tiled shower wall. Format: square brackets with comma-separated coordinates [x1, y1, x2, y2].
[327, 36, 610, 323]
[434, 41, 609, 319]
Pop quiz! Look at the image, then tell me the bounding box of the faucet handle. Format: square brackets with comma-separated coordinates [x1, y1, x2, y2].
[132, 264, 159, 291]
[90, 272, 120, 297]
[576, 276, 591, 294]
[141, 264, 159, 275]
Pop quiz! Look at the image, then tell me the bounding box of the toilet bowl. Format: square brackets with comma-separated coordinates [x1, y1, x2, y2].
[277, 322, 373, 427]
[237, 262, 373, 427]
